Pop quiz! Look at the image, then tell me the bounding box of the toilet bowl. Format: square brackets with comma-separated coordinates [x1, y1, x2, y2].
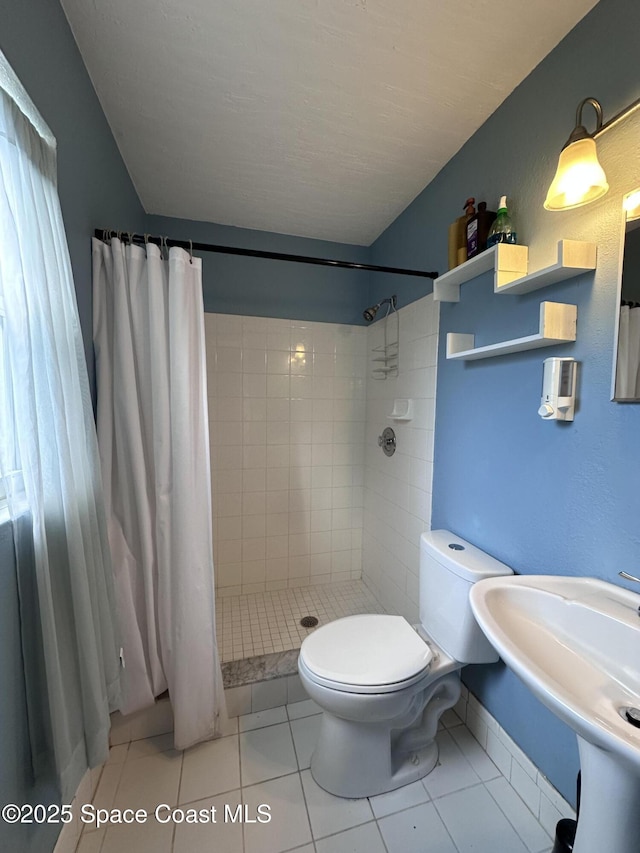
[298, 530, 513, 799]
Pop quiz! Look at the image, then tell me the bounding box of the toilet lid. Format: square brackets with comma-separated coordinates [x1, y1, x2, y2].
[299, 614, 432, 687]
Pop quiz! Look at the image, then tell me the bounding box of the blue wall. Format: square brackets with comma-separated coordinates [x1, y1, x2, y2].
[146, 214, 372, 326]
[371, 0, 640, 804]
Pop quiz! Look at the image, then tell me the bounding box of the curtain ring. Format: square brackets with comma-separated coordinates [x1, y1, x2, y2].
[189, 239, 193, 264]
[127, 231, 134, 245]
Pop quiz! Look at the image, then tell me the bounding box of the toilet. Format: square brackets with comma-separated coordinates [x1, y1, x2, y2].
[297, 529, 513, 798]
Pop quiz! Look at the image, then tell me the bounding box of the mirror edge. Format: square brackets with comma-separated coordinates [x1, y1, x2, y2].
[610, 187, 640, 402]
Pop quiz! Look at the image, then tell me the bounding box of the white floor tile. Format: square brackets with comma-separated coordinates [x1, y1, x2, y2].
[287, 698, 322, 720]
[180, 735, 240, 804]
[251, 679, 288, 713]
[219, 714, 240, 737]
[76, 829, 106, 853]
[100, 818, 173, 853]
[434, 783, 529, 853]
[126, 732, 179, 762]
[113, 750, 182, 812]
[368, 779, 430, 819]
[486, 777, 552, 852]
[440, 708, 463, 729]
[242, 773, 312, 853]
[240, 706, 288, 732]
[240, 722, 298, 786]
[422, 730, 480, 800]
[315, 820, 386, 853]
[538, 793, 565, 842]
[449, 724, 501, 781]
[486, 777, 551, 853]
[290, 714, 322, 770]
[301, 768, 373, 840]
[378, 801, 457, 853]
[286, 675, 309, 704]
[172, 790, 243, 853]
[92, 763, 125, 813]
[105, 744, 129, 765]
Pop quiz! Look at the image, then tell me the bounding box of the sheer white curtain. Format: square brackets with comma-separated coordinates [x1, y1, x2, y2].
[615, 304, 640, 399]
[92, 237, 226, 749]
[0, 52, 120, 802]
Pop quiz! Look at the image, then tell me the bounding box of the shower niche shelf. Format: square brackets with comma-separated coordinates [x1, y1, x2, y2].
[446, 301, 577, 361]
[434, 240, 596, 302]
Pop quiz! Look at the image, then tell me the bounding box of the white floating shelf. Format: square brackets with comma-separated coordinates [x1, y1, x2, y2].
[433, 239, 597, 302]
[495, 240, 596, 295]
[446, 302, 577, 361]
[434, 243, 529, 302]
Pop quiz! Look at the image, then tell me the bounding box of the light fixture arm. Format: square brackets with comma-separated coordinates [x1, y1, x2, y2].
[571, 97, 603, 139]
[593, 95, 640, 138]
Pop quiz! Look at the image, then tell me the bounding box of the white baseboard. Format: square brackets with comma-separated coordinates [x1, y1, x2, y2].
[454, 684, 576, 839]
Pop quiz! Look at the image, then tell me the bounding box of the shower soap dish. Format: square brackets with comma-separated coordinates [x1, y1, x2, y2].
[388, 399, 413, 421]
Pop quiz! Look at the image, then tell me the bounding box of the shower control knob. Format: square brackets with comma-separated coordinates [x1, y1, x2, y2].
[378, 427, 396, 457]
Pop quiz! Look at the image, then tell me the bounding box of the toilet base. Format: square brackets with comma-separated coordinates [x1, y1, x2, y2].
[308, 672, 460, 798]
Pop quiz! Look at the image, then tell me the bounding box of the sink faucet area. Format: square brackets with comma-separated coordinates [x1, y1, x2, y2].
[469, 574, 640, 853]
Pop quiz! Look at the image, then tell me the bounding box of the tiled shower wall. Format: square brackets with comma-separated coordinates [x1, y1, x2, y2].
[363, 294, 440, 621]
[205, 313, 367, 595]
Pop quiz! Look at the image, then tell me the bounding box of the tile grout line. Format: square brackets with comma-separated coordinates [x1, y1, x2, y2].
[484, 776, 552, 853]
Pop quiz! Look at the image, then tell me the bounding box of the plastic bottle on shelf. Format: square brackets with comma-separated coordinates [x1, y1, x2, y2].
[486, 196, 517, 248]
[466, 201, 496, 258]
[447, 197, 476, 269]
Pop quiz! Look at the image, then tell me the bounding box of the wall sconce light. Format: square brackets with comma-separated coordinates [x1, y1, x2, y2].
[623, 188, 640, 222]
[544, 95, 640, 211]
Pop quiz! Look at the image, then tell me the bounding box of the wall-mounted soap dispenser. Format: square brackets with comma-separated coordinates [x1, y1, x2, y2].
[538, 357, 577, 421]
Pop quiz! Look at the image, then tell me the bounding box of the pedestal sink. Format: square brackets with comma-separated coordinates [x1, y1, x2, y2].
[469, 575, 640, 853]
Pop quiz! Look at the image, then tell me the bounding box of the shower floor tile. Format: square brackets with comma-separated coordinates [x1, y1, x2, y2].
[215, 580, 383, 663]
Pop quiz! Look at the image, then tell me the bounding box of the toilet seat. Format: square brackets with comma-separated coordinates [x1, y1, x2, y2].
[299, 614, 433, 695]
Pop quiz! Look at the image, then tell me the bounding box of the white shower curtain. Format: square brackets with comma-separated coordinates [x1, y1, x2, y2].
[615, 304, 640, 399]
[92, 237, 226, 749]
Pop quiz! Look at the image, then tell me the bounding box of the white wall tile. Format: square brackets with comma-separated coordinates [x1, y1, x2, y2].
[361, 296, 439, 618]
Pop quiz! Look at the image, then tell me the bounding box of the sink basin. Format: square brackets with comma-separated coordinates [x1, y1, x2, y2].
[470, 575, 640, 853]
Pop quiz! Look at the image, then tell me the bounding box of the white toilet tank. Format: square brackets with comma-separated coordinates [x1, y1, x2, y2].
[420, 530, 513, 664]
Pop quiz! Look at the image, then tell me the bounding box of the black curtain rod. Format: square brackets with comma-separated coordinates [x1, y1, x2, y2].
[95, 229, 439, 280]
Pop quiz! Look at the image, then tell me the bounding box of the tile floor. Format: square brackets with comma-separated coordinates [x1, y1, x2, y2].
[215, 580, 383, 662]
[80, 700, 554, 853]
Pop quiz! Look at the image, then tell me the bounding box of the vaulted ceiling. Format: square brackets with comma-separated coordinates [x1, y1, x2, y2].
[61, 0, 598, 245]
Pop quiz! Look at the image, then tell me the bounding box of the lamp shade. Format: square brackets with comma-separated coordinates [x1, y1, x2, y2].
[544, 137, 609, 211]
